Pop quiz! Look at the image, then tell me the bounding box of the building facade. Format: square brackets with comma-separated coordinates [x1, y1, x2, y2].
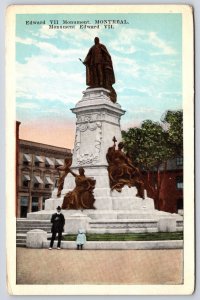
[17, 139, 71, 218]
[159, 157, 183, 213]
[143, 157, 183, 214]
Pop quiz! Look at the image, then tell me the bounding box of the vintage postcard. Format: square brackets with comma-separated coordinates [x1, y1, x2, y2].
[6, 4, 194, 295]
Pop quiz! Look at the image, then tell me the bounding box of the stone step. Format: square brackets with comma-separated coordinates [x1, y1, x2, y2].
[87, 228, 158, 234]
[17, 226, 51, 230]
[17, 222, 51, 225]
[17, 226, 51, 229]
[177, 227, 183, 231]
[177, 220, 183, 226]
[42, 240, 183, 250]
[16, 228, 51, 233]
[16, 243, 26, 247]
[17, 225, 51, 228]
[17, 218, 51, 222]
[16, 238, 27, 243]
[17, 221, 51, 224]
[16, 234, 26, 239]
[16, 233, 26, 237]
[17, 225, 51, 229]
[16, 219, 52, 235]
[89, 219, 158, 230]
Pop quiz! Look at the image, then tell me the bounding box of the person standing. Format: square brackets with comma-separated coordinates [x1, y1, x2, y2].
[49, 206, 65, 250]
[76, 229, 87, 250]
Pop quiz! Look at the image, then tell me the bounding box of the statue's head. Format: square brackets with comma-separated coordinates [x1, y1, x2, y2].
[118, 142, 124, 150]
[79, 167, 85, 175]
[94, 37, 100, 44]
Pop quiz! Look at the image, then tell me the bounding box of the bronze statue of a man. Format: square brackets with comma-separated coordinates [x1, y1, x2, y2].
[83, 37, 117, 103]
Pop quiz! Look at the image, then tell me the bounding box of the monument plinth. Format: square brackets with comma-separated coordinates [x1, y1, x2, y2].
[57, 87, 126, 210]
[71, 88, 125, 167]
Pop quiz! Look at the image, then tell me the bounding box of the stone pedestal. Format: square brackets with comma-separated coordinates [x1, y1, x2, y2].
[45, 197, 63, 210]
[71, 87, 125, 167]
[64, 213, 90, 234]
[26, 229, 47, 248]
[62, 87, 128, 210]
[158, 218, 177, 232]
[111, 186, 155, 210]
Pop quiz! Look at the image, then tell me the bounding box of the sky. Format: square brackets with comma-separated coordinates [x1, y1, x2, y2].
[16, 13, 182, 149]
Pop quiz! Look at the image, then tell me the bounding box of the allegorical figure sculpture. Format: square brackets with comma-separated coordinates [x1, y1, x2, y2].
[106, 137, 145, 199]
[62, 167, 96, 209]
[82, 37, 117, 103]
[57, 156, 72, 197]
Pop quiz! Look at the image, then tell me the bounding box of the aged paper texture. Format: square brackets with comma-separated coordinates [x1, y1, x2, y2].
[6, 4, 194, 295]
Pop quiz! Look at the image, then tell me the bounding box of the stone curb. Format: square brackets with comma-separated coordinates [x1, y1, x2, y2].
[43, 240, 183, 250]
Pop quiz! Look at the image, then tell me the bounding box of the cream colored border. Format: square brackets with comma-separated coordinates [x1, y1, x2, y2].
[6, 4, 194, 295]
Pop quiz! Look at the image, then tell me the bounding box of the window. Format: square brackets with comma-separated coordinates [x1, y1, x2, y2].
[32, 197, 39, 212]
[34, 155, 44, 166]
[22, 174, 30, 187]
[45, 157, 54, 168]
[176, 176, 183, 189]
[55, 177, 59, 188]
[55, 159, 64, 167]
[20, 196, 28, 218]
[44, 176, 53, 189]
[33, 175, 43, 188]
[23, 181, 29, 187]
[23, 154, 31, 165]
[176, 157, 183, 166]
[45, 184, 51, 189]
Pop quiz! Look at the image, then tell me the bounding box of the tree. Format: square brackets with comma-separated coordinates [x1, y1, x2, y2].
[122, 110, 183, 209]
[161, 110, 183, 157]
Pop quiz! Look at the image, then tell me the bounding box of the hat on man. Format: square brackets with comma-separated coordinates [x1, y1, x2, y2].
[56, 206, 61, 211]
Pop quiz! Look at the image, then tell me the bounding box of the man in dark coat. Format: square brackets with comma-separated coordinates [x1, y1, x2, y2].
[49, 206, 65, 250]
[83, 37, 117, 103]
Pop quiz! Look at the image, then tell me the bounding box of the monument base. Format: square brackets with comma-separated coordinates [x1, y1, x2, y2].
[25, 87, 183, 239]
[41, 179, 182, 235]
[27, 207, 183, 234]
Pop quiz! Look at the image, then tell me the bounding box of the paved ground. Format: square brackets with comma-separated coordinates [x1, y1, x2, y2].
[16, 248, 183, 285]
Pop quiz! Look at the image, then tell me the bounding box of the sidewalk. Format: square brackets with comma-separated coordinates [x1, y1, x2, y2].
[16, 248, 183, 285]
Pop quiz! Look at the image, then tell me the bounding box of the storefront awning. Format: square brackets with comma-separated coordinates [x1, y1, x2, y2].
[45, 157, 54, 166]
[23, 154, 31, 162]
[23, 174, 30, 181]
[55, 159, 64, 166]
[35, 156, 44, 163]
[33, 176, 43, 184]
[45, 176, 54, 185]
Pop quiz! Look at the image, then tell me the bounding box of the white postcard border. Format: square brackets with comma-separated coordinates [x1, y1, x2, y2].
[6, 4, 194, 295]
